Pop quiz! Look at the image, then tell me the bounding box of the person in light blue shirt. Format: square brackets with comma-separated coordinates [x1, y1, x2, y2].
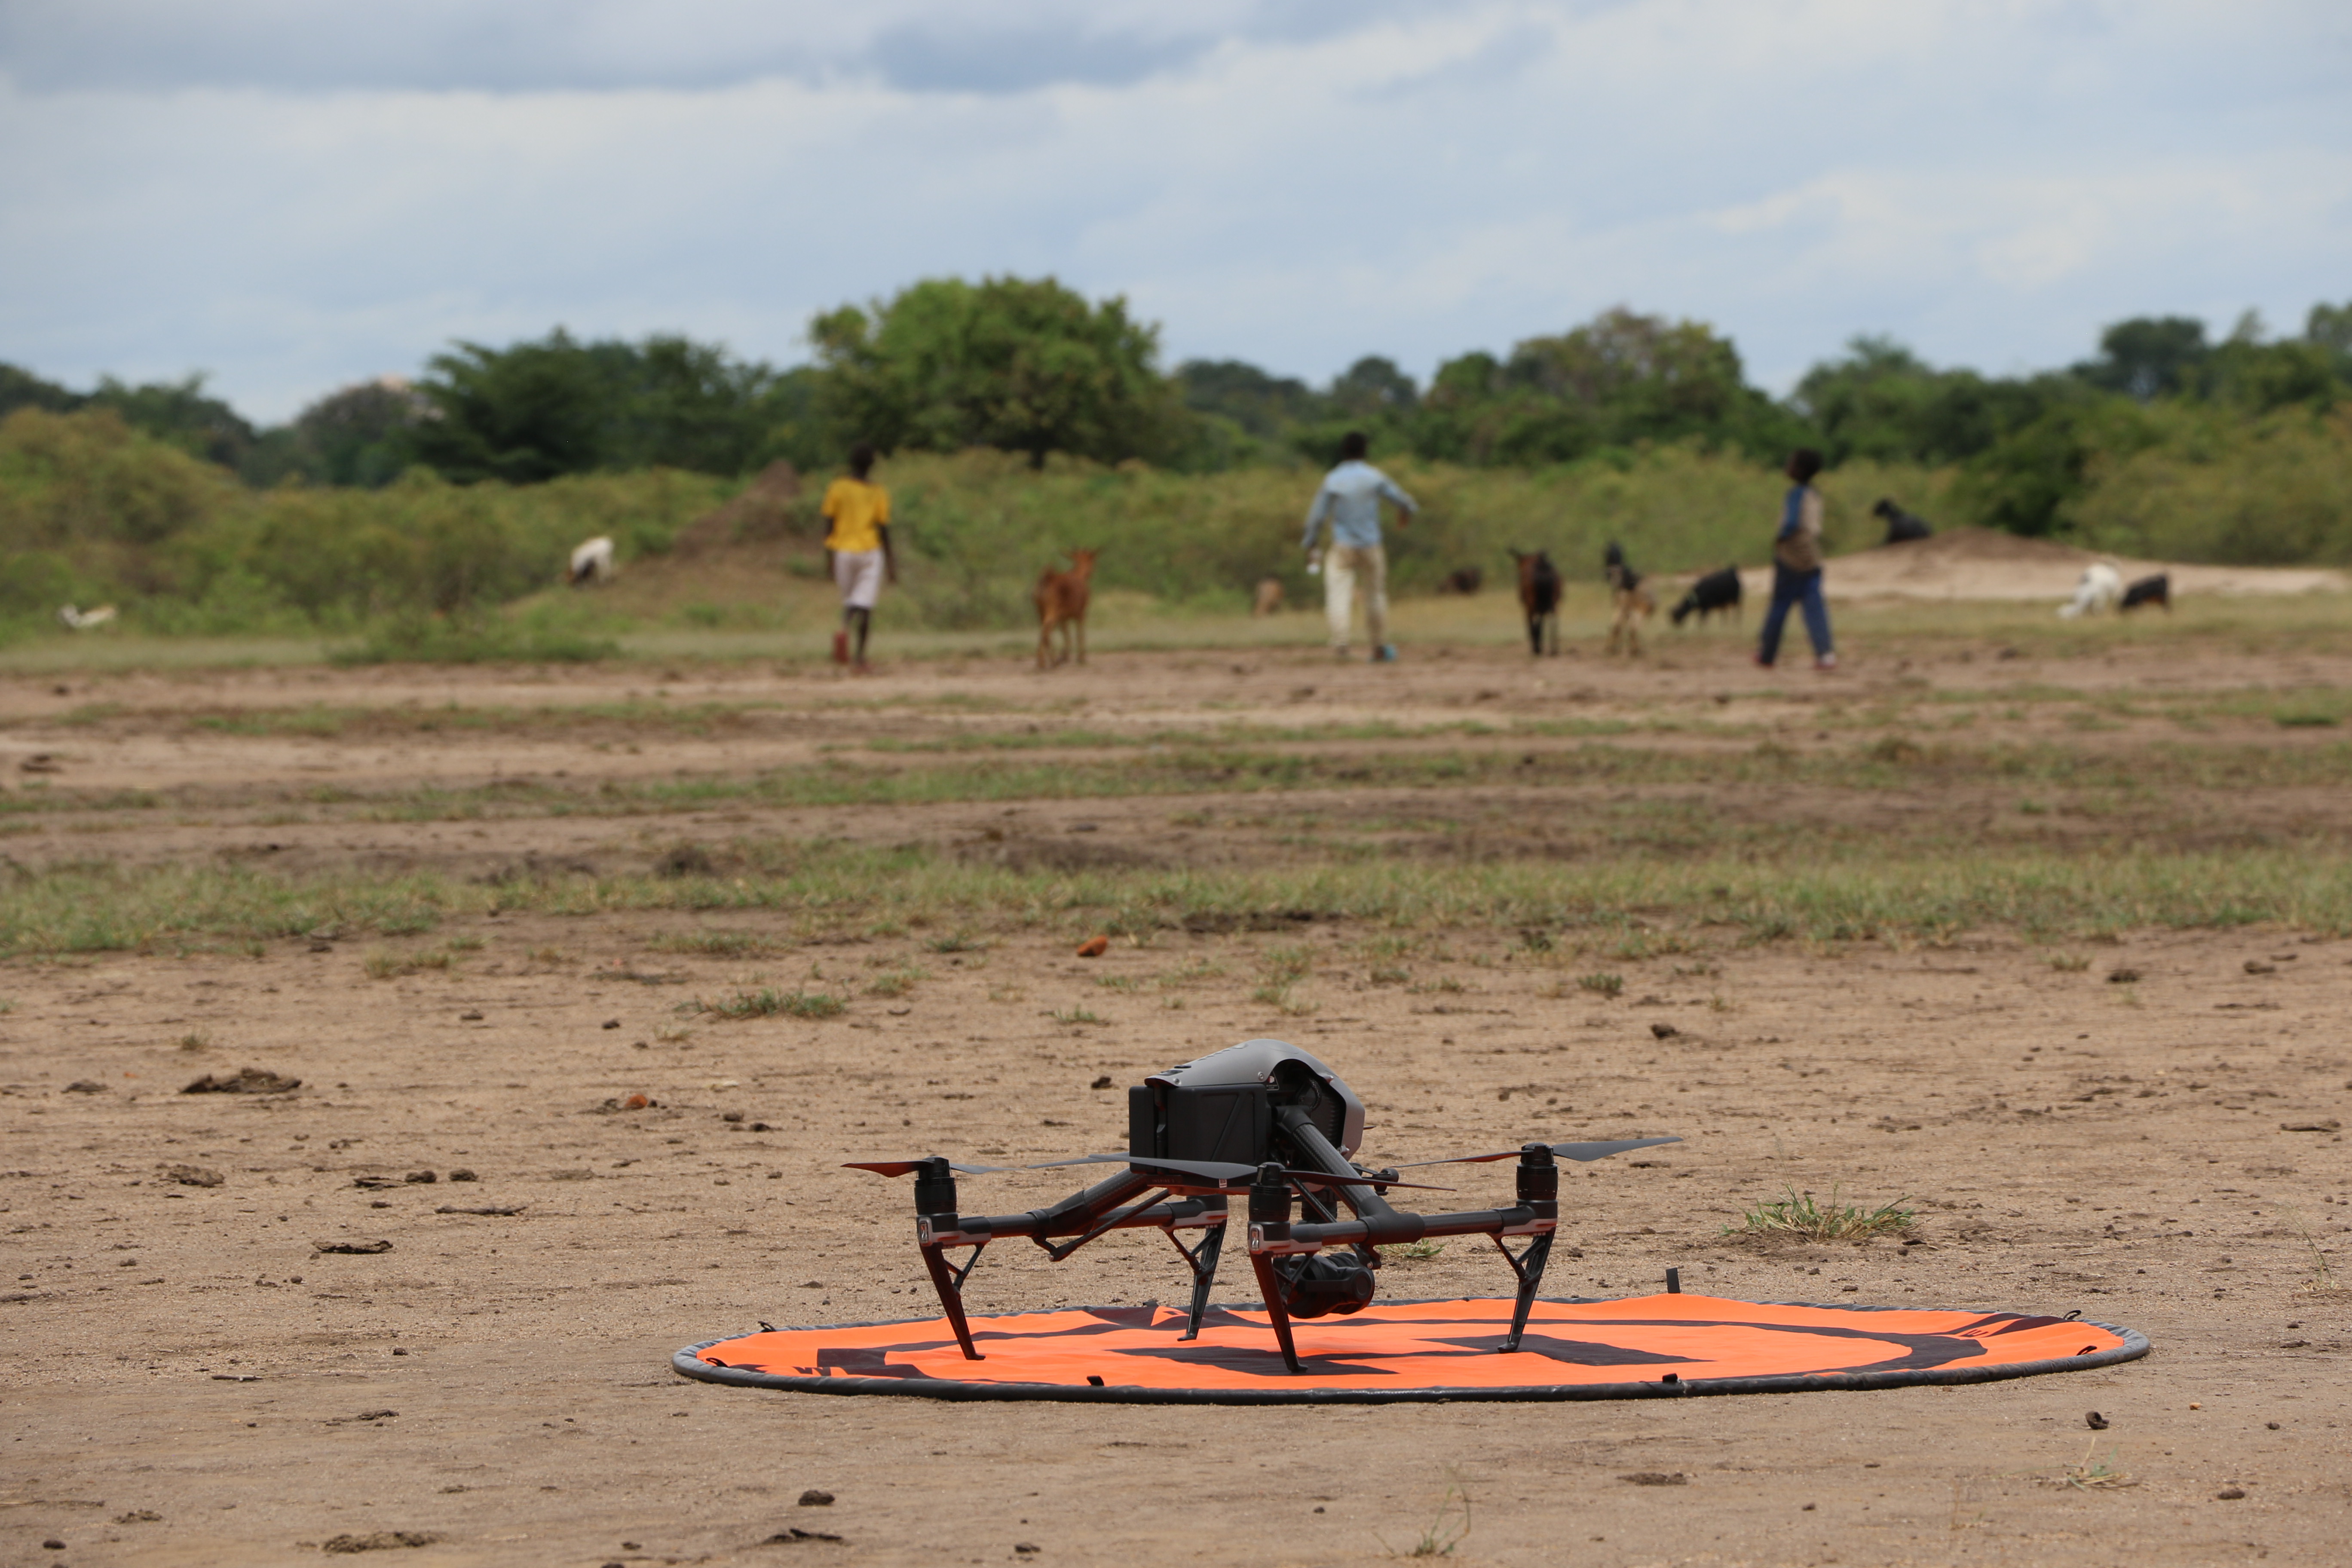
[1301, 431, 1418, 662]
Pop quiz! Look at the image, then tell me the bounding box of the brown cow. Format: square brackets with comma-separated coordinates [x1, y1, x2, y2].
[1509, 550, 1560, 656]
[1035, 548, 1098, 670]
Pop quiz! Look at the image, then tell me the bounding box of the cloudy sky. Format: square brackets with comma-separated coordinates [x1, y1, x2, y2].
[3, 0, 2346, 421]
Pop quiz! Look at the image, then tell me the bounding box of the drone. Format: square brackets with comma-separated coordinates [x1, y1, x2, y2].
[847, 1038, 1679, 1375]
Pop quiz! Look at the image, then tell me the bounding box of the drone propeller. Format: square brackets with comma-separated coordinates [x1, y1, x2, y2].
[1038, 1153, 1453, 1192]
[1397, 1135, 1683, 1168]
[842, 1158, 1037, 1179]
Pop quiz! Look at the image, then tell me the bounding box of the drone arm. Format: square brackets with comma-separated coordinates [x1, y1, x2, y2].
[1273, 1106, 1400, 1219]
[1279, 1204, 1537, 1252]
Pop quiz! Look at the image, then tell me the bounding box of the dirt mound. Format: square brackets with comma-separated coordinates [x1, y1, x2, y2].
[1855, 526, 2096, 568]
[1720, 526, 2350, 604]
[671, 461, 802, 558]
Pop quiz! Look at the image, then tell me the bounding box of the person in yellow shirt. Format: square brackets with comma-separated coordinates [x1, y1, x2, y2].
[821, 443, 897, 673]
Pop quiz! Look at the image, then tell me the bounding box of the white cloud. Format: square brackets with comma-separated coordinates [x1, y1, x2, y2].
[0, 0, 2346, 420]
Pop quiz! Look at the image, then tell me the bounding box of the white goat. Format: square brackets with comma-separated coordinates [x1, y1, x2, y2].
[565, 536, 616, 585]
[2058, 561, 2123, 619]
[57, 604, 117, 631]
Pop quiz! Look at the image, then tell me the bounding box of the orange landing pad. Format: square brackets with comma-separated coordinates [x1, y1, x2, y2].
[674, 1294, 2147, 1405]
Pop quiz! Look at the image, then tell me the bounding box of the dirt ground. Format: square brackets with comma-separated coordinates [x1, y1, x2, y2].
[3, 631, 2349, 1567]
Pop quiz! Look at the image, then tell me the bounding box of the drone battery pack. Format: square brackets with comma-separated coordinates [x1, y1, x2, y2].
[1130, 1081, 1272, 1165]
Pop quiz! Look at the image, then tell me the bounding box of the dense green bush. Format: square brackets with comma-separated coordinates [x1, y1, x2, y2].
[2071, 406, 2352, 564]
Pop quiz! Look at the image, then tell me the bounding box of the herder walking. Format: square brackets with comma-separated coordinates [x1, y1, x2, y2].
[1302, 431, 1418, 663]
[1755, 447, 1837, 672]
[822, 442, 897, 674]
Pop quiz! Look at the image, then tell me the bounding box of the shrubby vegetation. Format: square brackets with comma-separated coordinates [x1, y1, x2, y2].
[0, 405, 727, 635]
[2, 283, 2347, 644]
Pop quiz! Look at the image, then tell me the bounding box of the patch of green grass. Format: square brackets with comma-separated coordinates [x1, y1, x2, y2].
[701, 986, 844, 1020]
[652, 929, 780, 958]
[364, 946, 454, 979]
[331, 615, 620, 666]
[1730, 1185, 1914, 1242]
[1048, 1006, 1104, 1026]
[0, 833, 2346, 960]
[1261, 943, 1314, 983]
[1385, 1472, 1472, 1559]
[1576, 971, 1625, 998]
[864, 965, 927, 998]
[1250, 981, 1317, 1015]
[925, 931, 988, 953]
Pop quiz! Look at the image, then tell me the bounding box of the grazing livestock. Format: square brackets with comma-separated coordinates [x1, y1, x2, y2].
[1603, 542, 1655, 656]
[1670, 566, 1743, 628]
[565, 536, 616, 585]
[1510, 550, 1561, 656]
[1252, 577, 1285, 617]
[2058, 560, 2124, 619]
[1035, 548, 1098, 670]
[2120, 573, 2171, 612]
[56, 604, 117, 631]
[1871, 498, 1933, 545]
[1439, 567, 1484, 595]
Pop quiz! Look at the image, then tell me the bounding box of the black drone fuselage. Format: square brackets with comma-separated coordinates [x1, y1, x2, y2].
[864, 1038, 1669, 1375]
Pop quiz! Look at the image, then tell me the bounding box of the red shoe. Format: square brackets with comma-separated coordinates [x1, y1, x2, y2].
[831, 631, 849, 666]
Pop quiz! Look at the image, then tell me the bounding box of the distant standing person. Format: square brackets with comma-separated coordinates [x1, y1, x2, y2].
[822, 443, 896, 674]
[1301, 431, 1417, 662]
[1756, 447, 1836, 672]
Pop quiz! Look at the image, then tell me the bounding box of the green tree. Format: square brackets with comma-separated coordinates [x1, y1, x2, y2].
[1948, 390, 2157, 537]
[1792, 336, 2059, 466]
[409, 330, 793, 484]
[1408, 309, 1797, 467]
[2307, 300, 2352, 379]
[1176, 358, 1326, 442]
[811, 276, 1187, 469]
[246, 377, 432, 489]
[2075, 316, 2211, 401]
[0, 363, 83, 421]
[410, 331, 610, 483]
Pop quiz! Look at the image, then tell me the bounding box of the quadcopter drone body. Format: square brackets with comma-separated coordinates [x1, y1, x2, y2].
[849, 1038, 1678, 1375]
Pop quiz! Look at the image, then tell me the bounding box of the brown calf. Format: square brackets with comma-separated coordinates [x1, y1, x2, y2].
[1035, 548, 1098, 670]
[1602, 542, 1654, 656]
[1252, 577, 1285, 617]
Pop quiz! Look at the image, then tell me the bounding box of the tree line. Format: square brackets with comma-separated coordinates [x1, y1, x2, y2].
[5, 279, 2348, 542]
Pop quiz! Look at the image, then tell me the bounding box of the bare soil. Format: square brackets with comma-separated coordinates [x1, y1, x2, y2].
[3, 639, 2349, 1566]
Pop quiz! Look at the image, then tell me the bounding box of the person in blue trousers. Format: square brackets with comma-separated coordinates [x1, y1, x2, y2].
[1756, 447, 1837, 671]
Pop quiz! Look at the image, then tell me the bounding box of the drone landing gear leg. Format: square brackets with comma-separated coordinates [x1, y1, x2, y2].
[1246, 1250, 1303, 1375]
[1162, 1222, 1225, 1341]
[922, 1243, 987, 1361]
[1491, 1231, 1554, 1354]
